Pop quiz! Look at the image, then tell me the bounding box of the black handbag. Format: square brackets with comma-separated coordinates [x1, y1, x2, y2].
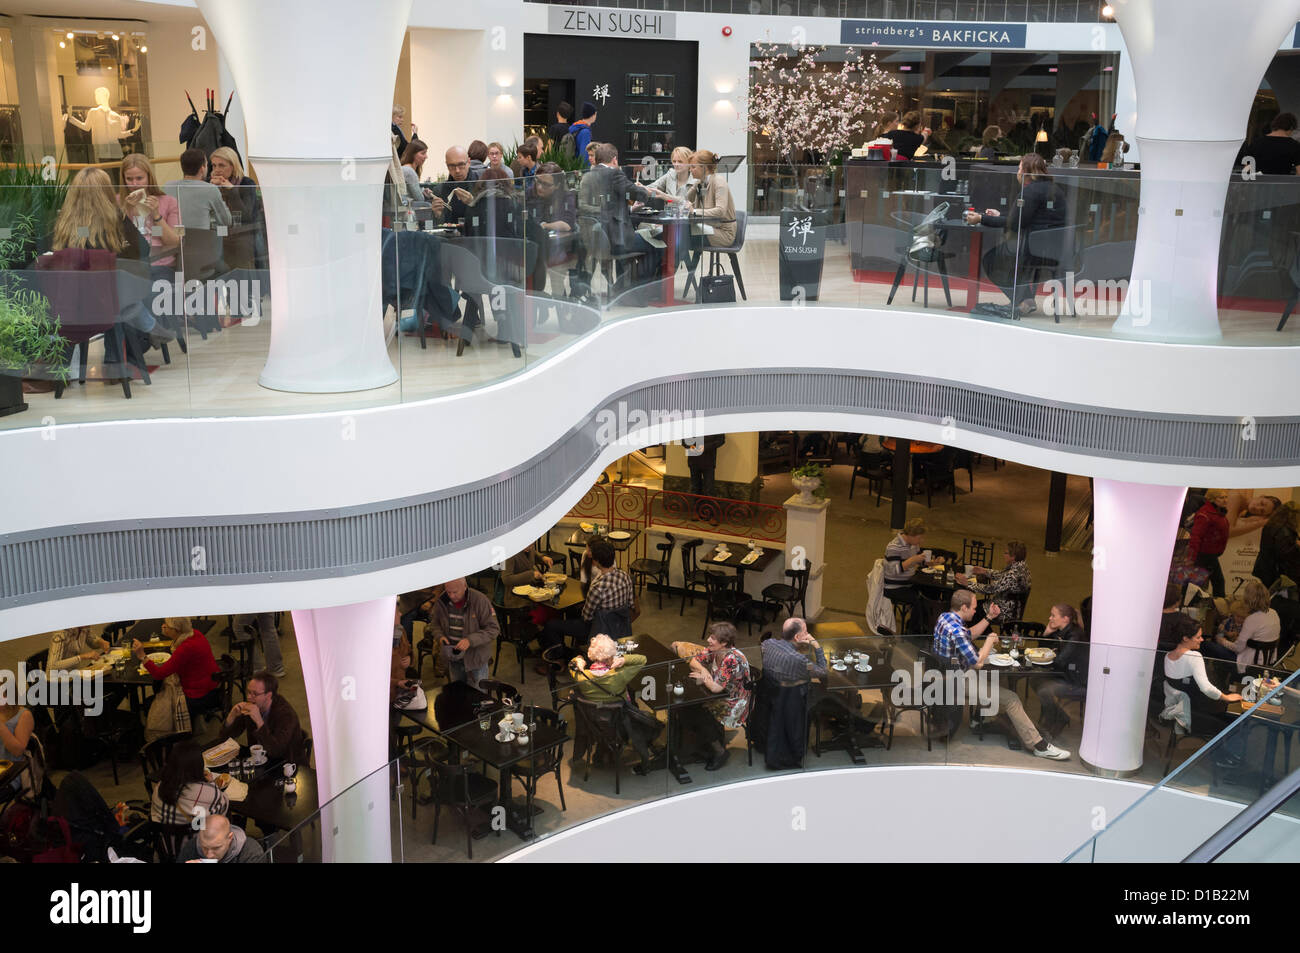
[699, 273, 735, 303]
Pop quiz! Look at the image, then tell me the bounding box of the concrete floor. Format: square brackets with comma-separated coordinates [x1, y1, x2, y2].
[2, 453, 1285, 862]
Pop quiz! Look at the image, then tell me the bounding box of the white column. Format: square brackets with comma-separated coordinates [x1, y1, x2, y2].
[196, 0, 411, 393]
[782, 495, 829, 621]
[293, 596, 396, 863]
[1111, 0, 1300, 341]
[1079, 479, 1186, 775]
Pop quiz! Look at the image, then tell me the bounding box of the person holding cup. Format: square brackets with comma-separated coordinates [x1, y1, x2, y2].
[217, 670, 306, 763]
[883, 517, 931, 617]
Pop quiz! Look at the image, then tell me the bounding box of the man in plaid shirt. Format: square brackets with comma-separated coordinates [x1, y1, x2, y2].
[543, 540, 634, 648]
[932, 590, 1070, 761]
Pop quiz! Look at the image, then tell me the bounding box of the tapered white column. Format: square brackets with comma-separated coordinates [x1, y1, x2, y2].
[1080, 479, 1186, 775]
[196, 0, 411, 392]
[293, 596, 396, 863]
[1111, 0, 1300, 341]
[783, 495, 828, 621]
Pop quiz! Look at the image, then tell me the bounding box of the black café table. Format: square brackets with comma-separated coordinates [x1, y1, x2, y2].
[439, 713, 568, 840]
[635, 636, 720, 784]
[632, 209, 694, 307]
[496, 576, 586, 651]
[808, 631, 893, 763]
[696, 544, 780, 597]
[565, 526, 641, 570]
[223, 750, 319, 835]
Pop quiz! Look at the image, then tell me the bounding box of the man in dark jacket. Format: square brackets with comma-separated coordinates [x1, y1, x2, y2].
[682, 433, 726, 522]
[578, 142, 661, 285]
[217, 670, 305, 763]
[1253, 503, 1300, 589]
[431, 578, 500, 688]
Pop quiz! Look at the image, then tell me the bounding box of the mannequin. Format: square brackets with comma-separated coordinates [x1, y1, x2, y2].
[63, 87, 138, 162]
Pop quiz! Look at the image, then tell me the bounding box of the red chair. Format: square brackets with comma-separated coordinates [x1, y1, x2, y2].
[32, 248, 151, 399]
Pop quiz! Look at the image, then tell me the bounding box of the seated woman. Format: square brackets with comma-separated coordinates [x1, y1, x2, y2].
[208, 147, 266, 271]
[0, 701, 35, 800]
[955, 539, 1032, 622]
[46, 167, 177, 350]
[1216, 580, 1281, 675]
[119, 154, 181, 277]
[1162, 617, 1245, 765]
[501, 544, 554, 590]
[525, 162, 577, 293]
[963, 153, 1066, 316]
[1033, 604, 1089, 738]
[570, 634, 659, 772]
[133, 617, 221, 722]
[647, 146, 696, 206]
[975, 125, 1002, 160]
[685, 149, 736, 253]
[675, 622, 752, 771]
[48, 626, 111, 671]
[151, 739, 230, 825]
[399, 139, 435, 208]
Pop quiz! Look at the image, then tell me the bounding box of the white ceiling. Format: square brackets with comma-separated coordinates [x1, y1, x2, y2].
[0, 0, 197, 23]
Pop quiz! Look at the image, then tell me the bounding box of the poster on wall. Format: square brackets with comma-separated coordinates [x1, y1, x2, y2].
[1218, 487, 1296, 594]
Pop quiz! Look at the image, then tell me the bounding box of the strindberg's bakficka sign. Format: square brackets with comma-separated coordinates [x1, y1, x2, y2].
[841, 20, 1028, 48]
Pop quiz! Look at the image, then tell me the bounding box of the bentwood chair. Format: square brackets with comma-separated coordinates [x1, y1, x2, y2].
[762, 568, 810, 621]
[849, 448, 891, 505]
[425, 756, 500, 860]
[961, 538, 995, 570]
[629, 533, 676, 610]
[570, 694, 633, 795]
[138, 733, 191, 799]
[702, 573, 750, 638]
[702, 209, 748, 300]
[509, 707, 568, 814]
[679, 539, 719, 615]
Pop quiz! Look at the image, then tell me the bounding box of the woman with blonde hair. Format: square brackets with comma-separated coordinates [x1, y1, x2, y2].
[208, 145, 264, 270]
[1216, 580, 1280, 674]
[119, 154, 180, 267]
[50, 167, 176, 346]
[647, 146, 695, 203]
[686, 149, 736, 248]
[1099, 132, 1128, 166]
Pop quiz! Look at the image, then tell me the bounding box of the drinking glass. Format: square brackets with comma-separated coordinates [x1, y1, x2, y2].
[478, 710, 491, 732]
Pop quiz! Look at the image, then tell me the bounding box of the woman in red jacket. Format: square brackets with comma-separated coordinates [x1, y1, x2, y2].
[133, 616, 221, 721]
[1188, 490, 1230, 597]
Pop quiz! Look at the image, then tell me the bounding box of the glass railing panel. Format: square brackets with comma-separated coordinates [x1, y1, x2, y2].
[1219, 173, 1300, 342]
[264, 753, 404, 863]
[1066, 662, 1300, 862]
[1212, 782, 1300, 862]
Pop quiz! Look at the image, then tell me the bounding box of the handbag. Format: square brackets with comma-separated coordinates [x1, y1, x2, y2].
[699, 273, 735, 303]
[394, 681, 428, 711]
[908, 202, 950, 262]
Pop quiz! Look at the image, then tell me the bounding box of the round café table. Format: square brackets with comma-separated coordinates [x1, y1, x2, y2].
[881, 438, 944, 493]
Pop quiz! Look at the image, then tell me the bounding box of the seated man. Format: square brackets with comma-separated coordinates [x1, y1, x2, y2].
[579, 142, 662, 291]
[757, 618, 827, 770]
[932, 590, 1069, 760]
[179, 813, 267, 864]
[217, 670, 305, 763]
[542, 540, 632, 649]
[430, 577, 500, 689]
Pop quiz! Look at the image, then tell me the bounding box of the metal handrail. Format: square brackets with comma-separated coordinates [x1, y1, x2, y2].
[1183, 763, 1300, 862]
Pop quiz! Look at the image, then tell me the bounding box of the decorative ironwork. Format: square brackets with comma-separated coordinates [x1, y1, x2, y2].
[565, 483, 787, 550]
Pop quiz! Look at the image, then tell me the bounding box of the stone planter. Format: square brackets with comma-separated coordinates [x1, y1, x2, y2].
[791, 475, 822, 505]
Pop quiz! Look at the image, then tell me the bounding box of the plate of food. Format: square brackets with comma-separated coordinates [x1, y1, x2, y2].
[608, 530, 632, 541]
[988, 653, 1015, 667]
[542, 572, 567, 585]
[579, 522, 595, 533]
[512, 585, 534, 596]
[202, 738, 240, 769]
[1025, 647, 1056, 665]
[528, 588, 558, 602]
[146, 652, 171, 665]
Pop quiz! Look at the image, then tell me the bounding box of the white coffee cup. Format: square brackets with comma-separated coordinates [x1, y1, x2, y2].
[250, 745, 265, 760]
[923, 550, 933, 561]
[965, 564, 974, 576]
[511, 712, 525, 729]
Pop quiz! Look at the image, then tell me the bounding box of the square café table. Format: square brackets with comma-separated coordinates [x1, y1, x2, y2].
[698, 544, 780, 596]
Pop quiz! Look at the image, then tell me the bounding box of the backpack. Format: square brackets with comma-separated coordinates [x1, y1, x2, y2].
[559, 130, 578, 161]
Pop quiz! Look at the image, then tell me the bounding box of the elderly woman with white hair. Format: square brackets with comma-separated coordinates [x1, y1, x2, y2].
[571, 634, 662, 773]
[134, 617, 222, 721]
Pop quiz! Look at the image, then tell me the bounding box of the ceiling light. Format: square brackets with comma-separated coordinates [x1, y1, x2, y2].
[66, 32, 74, 39]
[140, 45, 147, 53]
[1035, 128, 1048, 142]
[58, 40, 66, 48]
[111, 34, 119, 41]
[1101, 4, 1113, 16]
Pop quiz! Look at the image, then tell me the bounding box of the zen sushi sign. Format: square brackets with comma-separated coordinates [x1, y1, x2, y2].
[841, 19, 1027, 49]
[549, 6, 676, 39]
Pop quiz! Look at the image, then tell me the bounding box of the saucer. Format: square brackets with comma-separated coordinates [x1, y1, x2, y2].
[855, 664, 872, 673]
[832, 663, 848, 671]
[495, 732, 515, 743]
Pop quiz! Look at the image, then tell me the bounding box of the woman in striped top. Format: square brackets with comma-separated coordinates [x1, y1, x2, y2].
[151, 740, 230, 826]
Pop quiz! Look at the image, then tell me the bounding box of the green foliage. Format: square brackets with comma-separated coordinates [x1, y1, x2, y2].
[791, 462, 828, 498]
[537, 144, 586, 172]
[0, 280, 69, 383]
[0, 155, 70, 269]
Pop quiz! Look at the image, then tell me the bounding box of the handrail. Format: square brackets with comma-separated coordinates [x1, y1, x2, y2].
[0, 155, 183, 171]
[1182, 763, 1300, 862]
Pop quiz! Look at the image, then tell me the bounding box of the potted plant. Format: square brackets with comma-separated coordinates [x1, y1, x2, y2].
[748, 43, 899, 301]
[0, 202, 70, 415]
[790, 462, 827, 504]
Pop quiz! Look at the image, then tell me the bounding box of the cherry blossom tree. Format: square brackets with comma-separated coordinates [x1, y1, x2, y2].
[747, 43, 901, 164]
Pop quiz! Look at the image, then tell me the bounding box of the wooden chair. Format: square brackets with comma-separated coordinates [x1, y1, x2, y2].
[762, 568, 809, 621]
[678, 538, 719, 615]
[424, 755, 500, 859]
[961, 538, 995, 570]
[849, 448, 891, 505]
[509, 707, 568, 814]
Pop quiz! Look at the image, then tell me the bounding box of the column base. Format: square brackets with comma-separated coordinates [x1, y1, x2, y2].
[1081, 756, 1143, 781]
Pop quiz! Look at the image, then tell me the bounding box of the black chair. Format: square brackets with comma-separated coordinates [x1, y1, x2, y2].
[886, 210, 955, 309]
[1248, 638, 1280, 668]
[848, 449, 891, 505]
[762, 568, 810, 621]
[961, 538, 995, 570]
[537, 531, 569, 576]
[629, 533, 676, 610]
[679, 538, 719, 615]
[914, 448, 957, 506]
[478, 679, 521, 710]
[138, 733, 190, 799]
[1160, 712, 1221, 776]
[425, 756, 500, 859]
[223, 617, 257, 699]
[879, 631, 933, 751]
[509, 707, 568, 814]
[491, 599, 534, 685]
[742, 668, 763, 765]
[702, 573, 750, 637]
[953, 449, 976, 493]
[151, 822, 196, 863]
[702, 209, 748, 300]
[570, 694, 632, 794]
[412, 620, 436, 679]
[540, 644, 575, 701]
